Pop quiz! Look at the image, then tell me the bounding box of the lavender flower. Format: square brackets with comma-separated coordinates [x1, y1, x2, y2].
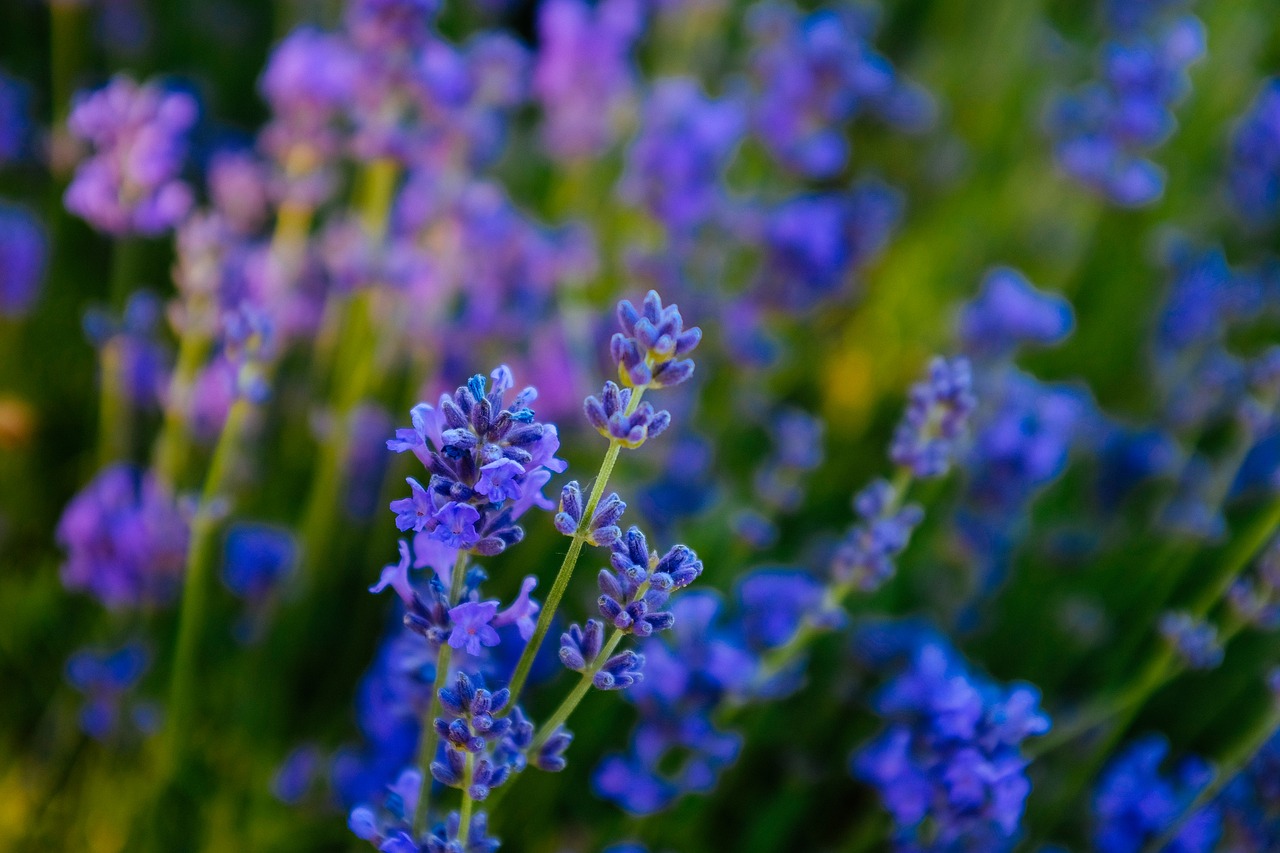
[890, 356, 977, 479]
[594, 592, 754, 813]
[533, 0, 644, 161]
[387, 366, 565, 556]
[747, 3, 934, 178]
[64, 76, 198, 235]
[853, 632, 1050, 850]
[608, 290, 702, 390]
[65, 641, 155, 738]
[1227, 78, 1280, 226]
[584, 381, 671, 448]
[56, 464, 189, 609]
[222, 523, 297, 599]
[345, 0, 440, 53]
[831, 479, 925, 592]
[1093, 735, 1221, 853]
[1159, 611, 1225, 670]
[83, 291, 172, 409]
[349, 767, 501, 851]
[755, 182, 902, 309]
[619, 78, 745, 232]
[0, 71, 32, 165]
[0, 204, 46, 318]
[1047, 12, 1205, 206]
[448, 601, 501, 656]
[958, 268, 1075, 359]
[554, 481, 626, 545]
[597, 526, 703, 638]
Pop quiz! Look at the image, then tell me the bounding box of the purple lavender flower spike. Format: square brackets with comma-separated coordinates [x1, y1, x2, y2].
[890, 356, 977, 479]
[959, 268, 1075, 358]
[1228, 79, 1280, 227]
[853, 634, 1050, 849]
[1092, 735, 1220, 853]
[0, 72, 32, 166]
[584, 381, 671, 448]
[65, 641, 152, 739]
[448, 601, 501, 656]
[0, 204, 47, 318]
[832, 478, 925, 592]
[620, 78, 745, 232]
[594, 649, 645, 690]
[1159, 611, 1225, 670]
[747, 3, 934, 178]
[64, 76, 198, 235]
[345, 0, 440, 53]
[560, 620, 605, 672]
[388, 366, 561, 556]
[555, 481, 626, 544]
[57, 464, 189, 610]
[1047, 11, 1205, 207]
[533, 0, 644, 161]
[222, 523, 297, 599]
[606, 286, 701, 389]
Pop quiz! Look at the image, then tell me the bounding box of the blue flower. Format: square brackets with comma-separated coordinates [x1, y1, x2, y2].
[890, 356, 977, 479]
[448, 601, 501, 656]
[959, 268, 1075, 359]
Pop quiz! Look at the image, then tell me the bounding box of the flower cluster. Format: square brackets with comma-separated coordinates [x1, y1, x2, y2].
[65, 641, 157, 739]
[1227, 78, 1280, 226]
[56, 464, 189, 609]
[854, 630, 1051, 851]
[890, 356, 977, 479]
[64, 75, 198, 235]
[1159, 610, 1225, 670]
[1047, 7, 1205, 206]
[0, 202, 46, 318]
[533, 0, 643, 161]
[1092, 734, 1220, 853]
[388, 366, 565, 555]
[958, 268, 1075, 360]
[831, 479, 924, 593]
[747, 3, 933, 178]
[350, 769, 500, 853]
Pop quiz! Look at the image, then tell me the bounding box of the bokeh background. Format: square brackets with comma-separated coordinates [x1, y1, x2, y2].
[2, 0, 1280, 851]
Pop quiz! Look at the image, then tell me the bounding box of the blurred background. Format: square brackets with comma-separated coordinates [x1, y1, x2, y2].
[2, 0, 1280, 850]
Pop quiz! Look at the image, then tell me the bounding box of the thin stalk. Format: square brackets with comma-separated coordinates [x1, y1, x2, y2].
[531, 629, 626, 753]
[413, 550, 470, 835]
[159, 398, 250, 779]
[97, 340, 129, 467]
[502, 387, 647, 708]
[152, 329, 212, 486]
[458, 752, 476, 845]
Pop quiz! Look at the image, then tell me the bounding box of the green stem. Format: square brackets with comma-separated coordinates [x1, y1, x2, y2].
[97, 339, 130, 467]
[152, 329, 212, 486]
[413, 550, 469, 835]
[159, 398, 250, 780]
[531, 629, 626, 754]
[458, 752, 475, 845]
[502, 387, 646, 709]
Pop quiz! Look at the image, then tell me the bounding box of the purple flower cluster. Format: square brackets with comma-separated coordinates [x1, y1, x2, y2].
[958, 268, 1075, 359]
[1092, 734, 1221, 853]
[56, 464, 189, 609]
[388, 365, 565, 555]
[222, 523, 297, 599]
[65, 641, 157, 739]
[350, 769, 500, 853]
[532, 0, 644, 161]
[1228, 79, 1280, 226]
[619, 78, 745, 232]
[755, 181, 903, 309]
[1214, 728, 1280, 850]
[594, 592, 754, 813]
[1047, 10, 1205, 206]
[64, 75, 198, 235]
[890, 356, 977, 479]
[0, 203, 46, 318]
[0, 71, 32, 166]
[831, 478, 925, 592]
[747, 3, 934, 178]
[853, 633, 1050, 851]
[1159, 611, 1225, 670]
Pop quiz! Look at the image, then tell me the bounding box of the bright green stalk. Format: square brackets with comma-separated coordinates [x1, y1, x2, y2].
[531, 628, 627, 754]
[458, 752, 476, 845]
[159, 398, 250, 779]
[502, 387, 647, 709]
